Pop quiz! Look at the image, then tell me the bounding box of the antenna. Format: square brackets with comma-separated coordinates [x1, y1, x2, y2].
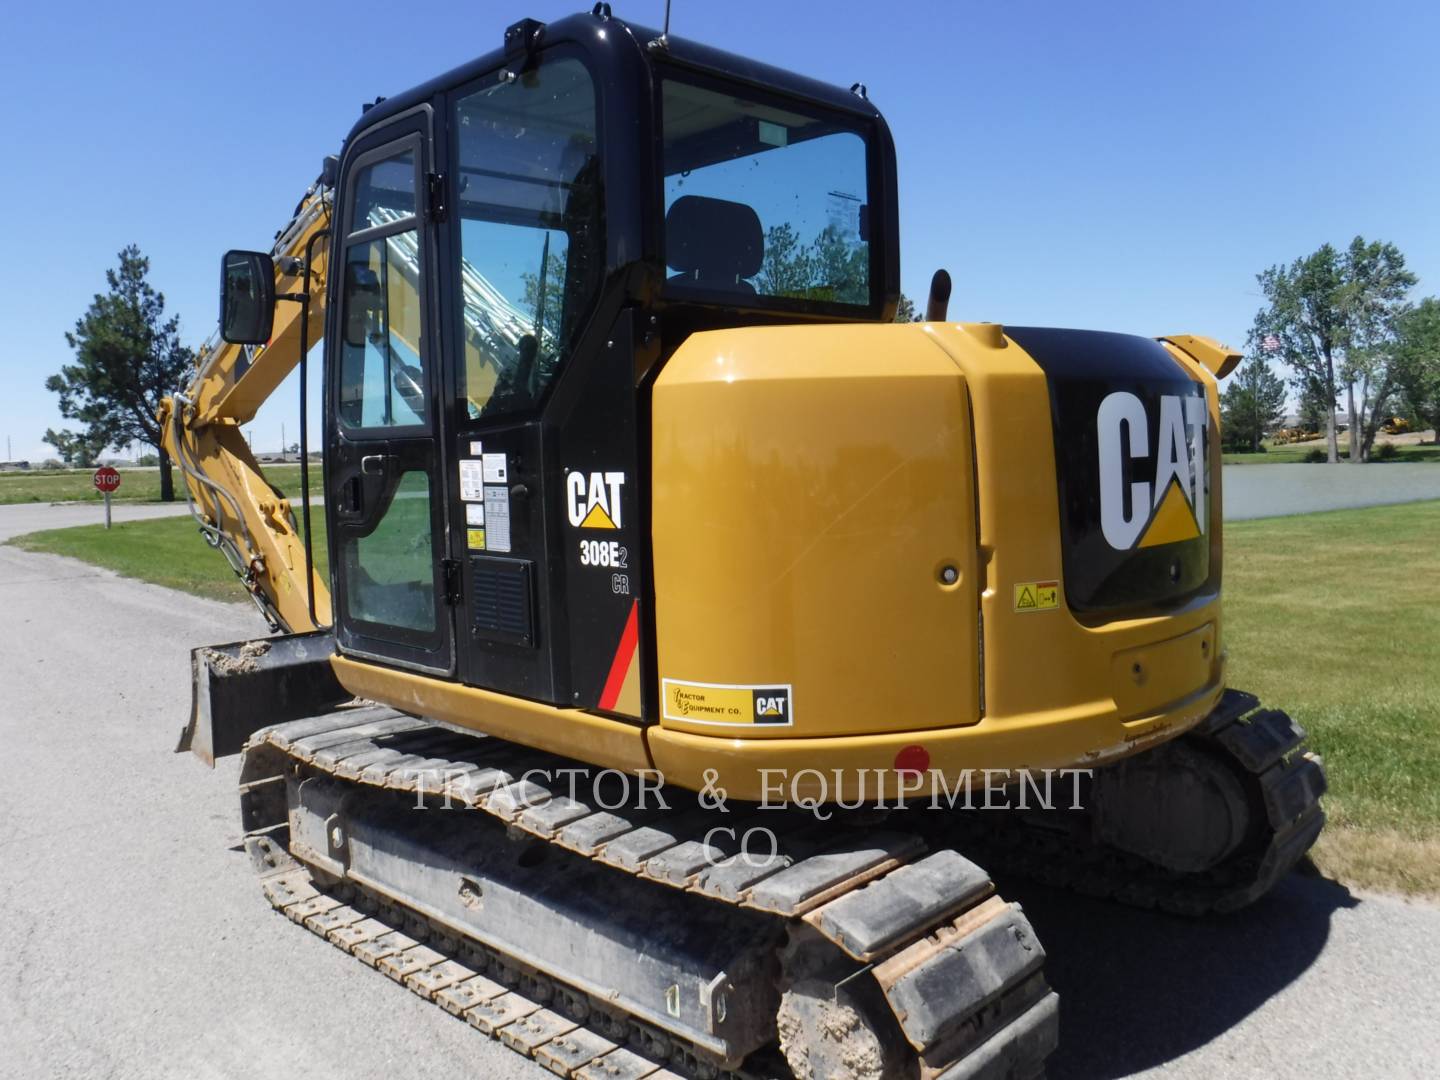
[650, 0, 672, 49]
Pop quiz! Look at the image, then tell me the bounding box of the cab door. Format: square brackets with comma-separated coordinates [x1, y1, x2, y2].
[327, 113, 454, 675]
[441, 55, 612, 705]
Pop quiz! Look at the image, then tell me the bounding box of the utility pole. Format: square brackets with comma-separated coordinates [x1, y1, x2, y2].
[1252, 364, 1260, 453]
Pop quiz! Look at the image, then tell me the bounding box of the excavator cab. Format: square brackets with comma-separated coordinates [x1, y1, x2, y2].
[308, 11, 899, 716]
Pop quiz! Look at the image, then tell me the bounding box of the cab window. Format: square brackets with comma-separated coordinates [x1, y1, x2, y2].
[337, 146, 427, 431]
[661, 77, 872, 307]
[452, 57, 603, 419]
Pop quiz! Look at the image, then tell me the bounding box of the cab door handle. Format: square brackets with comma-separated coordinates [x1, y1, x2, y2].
[341, 476, 363, 515]
[360, 454, 388, 476]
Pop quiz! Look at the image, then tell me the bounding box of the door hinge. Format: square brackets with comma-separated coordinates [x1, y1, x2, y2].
[426, 173, 447, 222]
[441, 557, 463, 605]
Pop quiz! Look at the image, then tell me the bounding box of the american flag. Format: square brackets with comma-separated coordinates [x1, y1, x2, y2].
[1262, 334, 1281, 353]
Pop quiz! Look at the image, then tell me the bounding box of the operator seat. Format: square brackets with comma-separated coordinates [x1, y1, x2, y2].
[665, 195, 763, 294]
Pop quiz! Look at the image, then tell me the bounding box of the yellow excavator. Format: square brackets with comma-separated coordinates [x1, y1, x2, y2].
[162, 9, 1327, 1079]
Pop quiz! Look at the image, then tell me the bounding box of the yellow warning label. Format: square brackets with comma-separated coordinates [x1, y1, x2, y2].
[1014, 581, 1059, 613]
[661, 679, 793, 726]
[579, 502, 617, 529]
[467, 528, 487, 550]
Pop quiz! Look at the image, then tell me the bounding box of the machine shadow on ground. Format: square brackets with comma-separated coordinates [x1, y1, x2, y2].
[1004, 867, 1357, 1079]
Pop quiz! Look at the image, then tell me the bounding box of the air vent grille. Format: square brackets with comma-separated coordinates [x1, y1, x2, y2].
[470, 557, 534, 647]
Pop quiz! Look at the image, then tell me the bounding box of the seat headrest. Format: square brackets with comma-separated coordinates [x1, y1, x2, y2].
[665, 195, 764, 282]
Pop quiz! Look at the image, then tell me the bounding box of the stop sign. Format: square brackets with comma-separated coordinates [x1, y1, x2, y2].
[93, 466, 121, 493]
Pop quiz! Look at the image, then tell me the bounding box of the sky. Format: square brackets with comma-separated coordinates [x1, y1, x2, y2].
[2, 0, 1437, 460]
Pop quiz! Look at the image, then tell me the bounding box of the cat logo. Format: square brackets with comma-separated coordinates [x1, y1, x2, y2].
[752, 688, 791, 723]
[566, 470, 625, 530]
[1097, 390, 1208, 550]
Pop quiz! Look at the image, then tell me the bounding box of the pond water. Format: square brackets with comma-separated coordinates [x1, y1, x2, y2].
[1222, 463, 1440, 520]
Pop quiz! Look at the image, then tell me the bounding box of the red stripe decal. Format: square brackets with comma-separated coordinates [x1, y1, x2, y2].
[597, 600, 640, 710]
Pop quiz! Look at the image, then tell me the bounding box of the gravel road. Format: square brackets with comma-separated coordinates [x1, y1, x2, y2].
[0, 531, 545, 1080]
[2, 505, 1438, 1079]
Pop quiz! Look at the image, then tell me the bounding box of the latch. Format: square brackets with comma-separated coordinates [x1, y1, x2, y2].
[442, 558, 463, 606]
[426, 173, 447, 223]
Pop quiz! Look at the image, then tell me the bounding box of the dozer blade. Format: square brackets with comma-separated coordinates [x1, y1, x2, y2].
[176, 631, 351, 766]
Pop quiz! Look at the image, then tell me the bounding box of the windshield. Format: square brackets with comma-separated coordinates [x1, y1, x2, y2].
[661, 77, 872, 307]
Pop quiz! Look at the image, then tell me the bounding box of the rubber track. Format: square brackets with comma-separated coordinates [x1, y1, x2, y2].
[239, 711, 1060, 1080]
[945, 689, 1327, 917]
[250, 844, 696, 1080]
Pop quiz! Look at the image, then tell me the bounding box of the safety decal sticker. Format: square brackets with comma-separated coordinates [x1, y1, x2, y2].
[459, 459, 484, 502]
[466, 528, 486, 550]
[598, 600, 641, 714]
[482, 452, 508, 484]
[567, 470, 625, 530]
[483, 486, 511, 553]
[661, 679, 794, 726]
[465, 503, 485, 527]
[1014, 581, 1059, 612]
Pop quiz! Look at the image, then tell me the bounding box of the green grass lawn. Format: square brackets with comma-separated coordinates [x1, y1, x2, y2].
[1223, 441, 1440, 465]
[1224, 500, 1440, 893]
[9, 511, 329, 602]
[8, 499, 1440, 894]
[0, 464, 307, 504]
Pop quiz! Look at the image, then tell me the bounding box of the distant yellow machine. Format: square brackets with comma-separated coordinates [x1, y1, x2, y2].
[163, 11, 1326, 1078]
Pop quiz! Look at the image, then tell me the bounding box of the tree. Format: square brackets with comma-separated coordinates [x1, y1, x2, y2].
[1297, 377, 1335, 435]
[1394, 297, 1440, 441]
[810, 224, 868, 305]
[47, 246, 193, 499]
[1340, 239, 1416, 461]
[520, 249, 567, 347]
[894, 294, 920, 323]
[1251, 237, 1415, 463]
[755, 223, 867, 304]
[517, 248, 570, 402]
[41, 428, 107, 469]
[1221, 356, 1287, 452]
[756, 223, 816, 298]
[1343, 341, 1401, 461]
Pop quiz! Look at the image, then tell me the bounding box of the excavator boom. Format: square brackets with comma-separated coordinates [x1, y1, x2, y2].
[159, 179, 333, 633]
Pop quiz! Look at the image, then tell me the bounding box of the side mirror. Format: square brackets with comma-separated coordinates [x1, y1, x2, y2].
[220, 250, 275, 344]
